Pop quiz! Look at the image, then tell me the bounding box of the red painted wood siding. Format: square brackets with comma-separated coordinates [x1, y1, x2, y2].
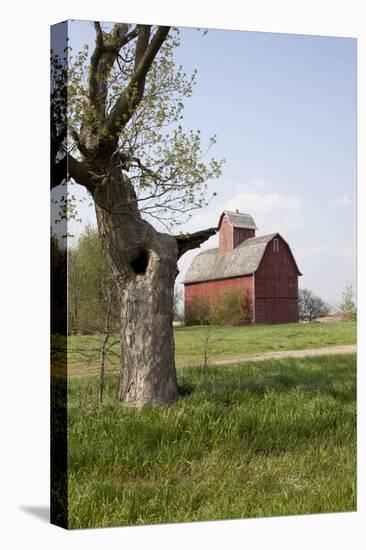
[184, 275, 255, 323]
[233, 227, 255, 248]
[255, 236, 299, 324]
[219, 215, 233, 252]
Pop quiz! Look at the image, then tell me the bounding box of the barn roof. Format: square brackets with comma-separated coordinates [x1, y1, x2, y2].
[219, 210, 257, 230]
[183, 233, 301, 284]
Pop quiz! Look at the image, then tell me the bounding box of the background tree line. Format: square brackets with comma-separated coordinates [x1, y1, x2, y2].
[68, 225, 119, 335]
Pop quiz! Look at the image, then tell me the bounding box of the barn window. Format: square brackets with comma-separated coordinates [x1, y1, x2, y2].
[273, 238, 279, 252]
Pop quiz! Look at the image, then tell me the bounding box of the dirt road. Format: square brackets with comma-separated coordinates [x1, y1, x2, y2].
[211, 344, 357, 366]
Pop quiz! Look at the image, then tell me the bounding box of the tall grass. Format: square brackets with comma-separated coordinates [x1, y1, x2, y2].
[67, 354, 356, 528]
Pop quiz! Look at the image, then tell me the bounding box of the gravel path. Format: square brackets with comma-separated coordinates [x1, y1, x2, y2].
[211, 344, 357, 366]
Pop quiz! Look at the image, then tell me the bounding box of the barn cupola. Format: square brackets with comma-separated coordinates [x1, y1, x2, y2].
[218, 210, 257, 253]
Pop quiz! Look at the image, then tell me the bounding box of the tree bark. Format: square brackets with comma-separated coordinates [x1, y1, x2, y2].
[117, 245, 178, 407]
[93, 157, 179, 407]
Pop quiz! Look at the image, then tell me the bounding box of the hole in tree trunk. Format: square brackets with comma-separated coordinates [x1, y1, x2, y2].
[130, 249, 149, 275]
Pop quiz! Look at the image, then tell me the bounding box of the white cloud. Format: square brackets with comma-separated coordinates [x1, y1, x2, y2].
[224, 191, 303, 235]
[330, 195, 352, 207]
[182, 189, 303, 237]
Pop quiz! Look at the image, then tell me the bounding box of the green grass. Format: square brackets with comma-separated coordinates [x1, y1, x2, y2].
[54, 321, 356, 372]
[67, 353, 356, 528]
[174, 322, 356, 366]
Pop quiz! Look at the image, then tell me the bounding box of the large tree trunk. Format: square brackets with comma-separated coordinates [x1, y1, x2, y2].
[93, 158, 179, 407]
[117, 241, 178, 407]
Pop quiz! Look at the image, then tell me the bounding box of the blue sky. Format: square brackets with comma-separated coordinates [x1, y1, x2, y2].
[65, 20, 356, 308]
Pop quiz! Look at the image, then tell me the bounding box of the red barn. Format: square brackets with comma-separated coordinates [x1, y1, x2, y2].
[183, 210, 302, 324]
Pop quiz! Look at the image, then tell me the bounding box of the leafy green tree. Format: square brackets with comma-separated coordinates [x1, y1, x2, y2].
[339, 285, 357, 321]
[299, 288, 330, 322]
[68, 225, 119, 334]
[51, 22, 223, 406]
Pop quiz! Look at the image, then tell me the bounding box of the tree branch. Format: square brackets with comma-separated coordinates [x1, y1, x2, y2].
[134, 25, 151, 73]
[106, 26, 170, 137]
[175, 227, 217, 259]
[88, 23, 138, 114]
[67, 154, 94, 192]
[130, 25, 151, 116]
[88, 22, 106, 105]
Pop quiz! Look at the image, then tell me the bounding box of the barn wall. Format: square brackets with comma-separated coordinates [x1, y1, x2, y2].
[184, 275, 255, 323]
[255, 237, 299, 324]
[233, 227, 255, 248]
[219, 215, 233, 252]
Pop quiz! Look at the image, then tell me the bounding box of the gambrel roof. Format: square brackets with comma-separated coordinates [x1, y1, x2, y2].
[183, 233, 301, 284]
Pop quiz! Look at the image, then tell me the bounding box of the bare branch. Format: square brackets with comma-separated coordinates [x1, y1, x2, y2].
[68, 154, 94, 192]
[88, 23, 139, 115]
[88, 22, 106, 105]
[69, 126, 89, 158]
[175, 227, 217, 259]
[94, 22, 103, 42]
[106, 26, 170, 137]
[134, 25, 151, 72]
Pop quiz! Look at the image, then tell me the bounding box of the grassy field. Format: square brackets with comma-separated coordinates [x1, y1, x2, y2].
[56, 320, 356, 375]
[174, 321, 356, 366]
[67, 353, 356, 529]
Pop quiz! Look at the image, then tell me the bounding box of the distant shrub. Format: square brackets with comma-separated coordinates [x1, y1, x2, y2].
[185, 297, 211, 326]
[185, 289, 250, 326]
[338, 285, 357, 321]
[212, 288, 249, 326]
